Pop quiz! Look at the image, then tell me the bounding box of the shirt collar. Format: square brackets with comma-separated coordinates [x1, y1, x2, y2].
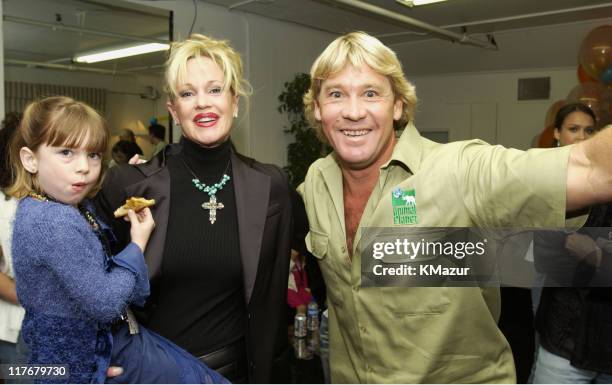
[381, 122, 422, 173]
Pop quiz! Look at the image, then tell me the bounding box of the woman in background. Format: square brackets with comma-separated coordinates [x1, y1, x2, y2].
[533, 102, 612, 384]
[0, 113, 26, 382]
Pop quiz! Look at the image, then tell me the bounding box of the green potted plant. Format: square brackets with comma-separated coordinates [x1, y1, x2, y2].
[278, 73, 329, 187]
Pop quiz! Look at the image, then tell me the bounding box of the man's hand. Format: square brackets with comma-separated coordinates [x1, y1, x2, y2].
[566, 124, 612, 211]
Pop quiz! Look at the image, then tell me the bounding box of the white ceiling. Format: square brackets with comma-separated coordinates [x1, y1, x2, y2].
[3, 0, 170, 75]
[3, 0, 611, 76]
[203, 0, 612, 46]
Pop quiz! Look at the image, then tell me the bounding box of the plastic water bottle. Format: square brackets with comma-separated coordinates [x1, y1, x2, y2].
[307, 301, 319, 331]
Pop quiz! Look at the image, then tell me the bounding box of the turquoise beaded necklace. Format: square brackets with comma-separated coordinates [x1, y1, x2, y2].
[181, 156, 231, 224]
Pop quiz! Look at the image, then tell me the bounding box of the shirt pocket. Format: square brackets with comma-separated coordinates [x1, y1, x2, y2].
[306, 229, 328, 260]
[381, 287, 450, 316]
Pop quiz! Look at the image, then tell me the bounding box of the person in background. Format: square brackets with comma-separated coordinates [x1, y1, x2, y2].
[287, 248, 313, 315]
[0, 112, 26, 383]
[118, 128, 137, 143]
[98, 34, 292, 383]
[148, 120, 168, 157]
[111, 140, 144, 166]
[117, 128, 144, 157]
[532, 103, 612, 384]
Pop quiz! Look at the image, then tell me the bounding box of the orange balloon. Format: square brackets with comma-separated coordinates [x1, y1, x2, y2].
[578, 25, 612, 80]
[577, 65, 597, 83]
[567, 82, 611, 124]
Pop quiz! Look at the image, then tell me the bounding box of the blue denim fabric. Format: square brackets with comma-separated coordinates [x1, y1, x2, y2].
[107, 324, 229, 384]
[0, 339, 17, 382]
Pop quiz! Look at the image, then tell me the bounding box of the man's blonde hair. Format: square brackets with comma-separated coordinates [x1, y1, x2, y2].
[165, 34, 251, 100]
[7, 96, 109, 199]
[304, 31, 417, 143]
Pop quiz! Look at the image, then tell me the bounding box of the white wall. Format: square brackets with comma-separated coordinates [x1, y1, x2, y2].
[245, 13, 335, 165]
[126, 0, 335, 166]
[411, 67, 578, 150]
[397, 18, 612, 150]
[395, 18, 612, 76]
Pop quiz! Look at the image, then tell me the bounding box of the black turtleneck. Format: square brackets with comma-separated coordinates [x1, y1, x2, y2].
[147, 136, 246, 357]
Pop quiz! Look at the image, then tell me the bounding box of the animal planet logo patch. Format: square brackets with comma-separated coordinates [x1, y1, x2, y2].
[392, 187, 418, 225]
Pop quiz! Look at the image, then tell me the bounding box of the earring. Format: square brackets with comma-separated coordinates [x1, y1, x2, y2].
[233, 111, 238, 118]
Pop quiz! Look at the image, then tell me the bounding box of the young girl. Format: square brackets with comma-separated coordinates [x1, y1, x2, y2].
[8, 96, 228, 384]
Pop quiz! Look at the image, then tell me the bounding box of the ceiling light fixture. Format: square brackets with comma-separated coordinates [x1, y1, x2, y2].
[396, 0, 447, 7]
[74, 42, 169, 64]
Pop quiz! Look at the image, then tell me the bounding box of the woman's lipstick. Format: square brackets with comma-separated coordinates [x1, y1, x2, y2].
[193, 113, 219, 128]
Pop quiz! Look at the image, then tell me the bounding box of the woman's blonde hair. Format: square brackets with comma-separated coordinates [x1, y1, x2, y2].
[303, 31, 418, 143]
[7, 96, 109, 199]
[165, 34, 251, 100]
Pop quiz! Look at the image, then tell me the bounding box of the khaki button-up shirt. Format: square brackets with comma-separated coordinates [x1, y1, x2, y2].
[300, 123, 578, 383]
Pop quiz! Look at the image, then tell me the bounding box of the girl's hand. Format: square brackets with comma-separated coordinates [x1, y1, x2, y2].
[106, 366, 123, 379]
[125, 207, 155, 253]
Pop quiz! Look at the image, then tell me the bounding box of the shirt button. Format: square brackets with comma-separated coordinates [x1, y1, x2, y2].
[352, 285, 359, 292]
[359, 325, 367, 333]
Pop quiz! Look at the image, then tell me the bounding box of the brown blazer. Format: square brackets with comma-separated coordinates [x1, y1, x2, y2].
[95, 143, 292, 383]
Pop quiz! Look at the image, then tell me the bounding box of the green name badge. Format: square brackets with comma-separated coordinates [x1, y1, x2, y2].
[392, 187, 418, 225]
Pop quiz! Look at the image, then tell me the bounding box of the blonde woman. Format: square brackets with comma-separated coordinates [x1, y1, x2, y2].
[97, 34, 292, 383]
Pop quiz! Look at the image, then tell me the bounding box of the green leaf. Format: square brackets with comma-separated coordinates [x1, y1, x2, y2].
[278, 73, 329, 187]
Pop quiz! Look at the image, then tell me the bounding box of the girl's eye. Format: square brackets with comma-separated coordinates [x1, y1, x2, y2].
[329, 91, 342, 98]
[365, 90, 377, 97]
[586, 128, 595, 136]
[210, 87, 222, 94]
[179, 90, 194, 98]
[59, 149, 72, 156]
[88, 153, 102, 160]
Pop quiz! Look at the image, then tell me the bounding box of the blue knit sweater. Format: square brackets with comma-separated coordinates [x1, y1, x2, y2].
[12, 197, 149, 383]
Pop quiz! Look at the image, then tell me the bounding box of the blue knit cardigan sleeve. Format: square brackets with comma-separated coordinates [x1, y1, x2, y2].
[15, 199, 149, 323]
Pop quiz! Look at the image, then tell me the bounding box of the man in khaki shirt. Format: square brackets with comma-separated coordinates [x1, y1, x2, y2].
[299, 31, 612, 383]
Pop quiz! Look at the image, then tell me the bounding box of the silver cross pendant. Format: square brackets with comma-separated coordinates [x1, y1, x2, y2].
[202, 195, 224, 224]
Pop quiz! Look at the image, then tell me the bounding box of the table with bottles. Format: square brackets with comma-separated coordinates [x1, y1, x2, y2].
[289, 302, 325, 383]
